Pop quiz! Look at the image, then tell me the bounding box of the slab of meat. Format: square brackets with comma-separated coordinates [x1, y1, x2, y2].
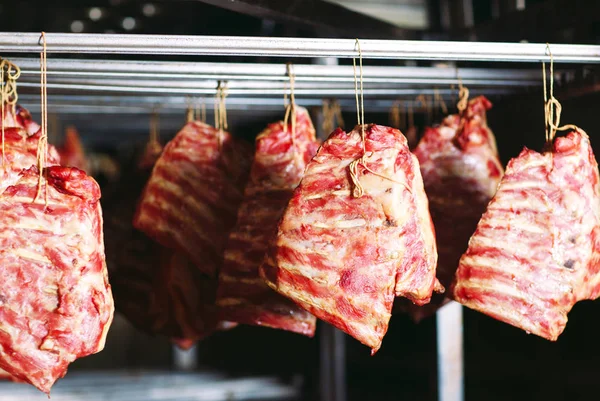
[0, 127, 60, 193]
[452, 128, 600, 340]
[0, 123, 60, 386]
[0, 165, 113, 393]
[134, 122, 251, 277]
[0, 367, 25, 383]
[398, 96, 503, 321]
[150, 250, 225, 349]
[58, 125, 90, 172]
[105, 143, 233, 348]
[104, 145, 168, 336]
[1, 104, 40, 136]
[217, 107, 318, 336]
[260, 124, 439, 352]
[0, 369, 11, 380]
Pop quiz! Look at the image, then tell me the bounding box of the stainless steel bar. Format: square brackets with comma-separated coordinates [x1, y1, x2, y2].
[17, 82, 516, 96]
[0, 33, 598, 62]
[10, 58, 544, 82]
[332, 328, 347, 401]
[17, 74, 538, 87]
[16, 94, 438, 107]
[16, 76, 536, 89]
[319, 324, 347, 401]
[17, 96, 454, 114]
[437, 302, 464, 401]
[173, 345, 198, 371]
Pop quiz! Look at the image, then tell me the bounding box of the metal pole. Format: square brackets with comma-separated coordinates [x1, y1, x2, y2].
[0, 33, 599, 62]
[9, 58, 544, 82]
[436, 302, 464, 401]
[15, 81, 516, 97]
[16, 77, 534, 90]
[173, 345, 198, 371]
[319, 324, 346, 401]
[13, 94, 485, 114]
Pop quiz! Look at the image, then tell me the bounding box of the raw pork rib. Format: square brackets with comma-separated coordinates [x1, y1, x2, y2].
[104, 146, 167, 336]
[0, 166, 113, 392]
[217, 107, 318, 336]
[452, 128, 600, 340]
[106, 143, 231, 348]
[260, 124, 439, 352]
[400, 96, 503, 320]
[134, 122, 251, 277]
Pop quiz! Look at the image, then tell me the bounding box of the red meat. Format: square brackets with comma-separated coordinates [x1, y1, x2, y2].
[0, 367, 25, 383]
[0, 127, 60, 193]
[260, 124, 439, 352]
[151, 250, 227, 349]
[0, 166, 113, 393]
[133, 122, 251, 277]
[399, 96, 503, 320]
[452, 128, 600, 340]
[106, 143, 233, 348]
[58, 125, 90, 172]
[1, 104, 40, 136]
[217, 107, 318, 336]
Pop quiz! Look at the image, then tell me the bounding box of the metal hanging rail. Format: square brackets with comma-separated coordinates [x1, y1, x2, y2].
[7, 58, 542, 101]
[16, 82, 517, 97]
[0, 33, 599, 62]
[13, 94, 460, 114]
[10, 58, 544, 84]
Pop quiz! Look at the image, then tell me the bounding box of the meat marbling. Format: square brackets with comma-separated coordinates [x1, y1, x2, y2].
[0, 166, 113, 392]
[452, 128, 600, 340]
[106, 141, 231, 348]
[133, 121, 251, 277]
[217, 106, 318, 336]
[1, 103, 40, 136]
[0, 127, 60, 194]
[399, 96, 503, 320]
[260, 124, 439, 352]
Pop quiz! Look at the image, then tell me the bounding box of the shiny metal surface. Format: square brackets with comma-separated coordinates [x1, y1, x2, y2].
[0, 33, 598, 62]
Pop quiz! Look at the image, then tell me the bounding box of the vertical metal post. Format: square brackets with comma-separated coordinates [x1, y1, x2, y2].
[173, 344, 198, 371]
[319, 323, 346, 401]
[436, 302, 464, 401]
[460, 0, 475, 28]
[499, 0, 525, 13]
[439, 0, 452, 31]
[491, 0, 501, 19]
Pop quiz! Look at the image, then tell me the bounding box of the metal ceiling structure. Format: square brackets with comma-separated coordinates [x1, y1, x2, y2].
[0, 33, 585, 118]
[8, 58, 543, 102]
